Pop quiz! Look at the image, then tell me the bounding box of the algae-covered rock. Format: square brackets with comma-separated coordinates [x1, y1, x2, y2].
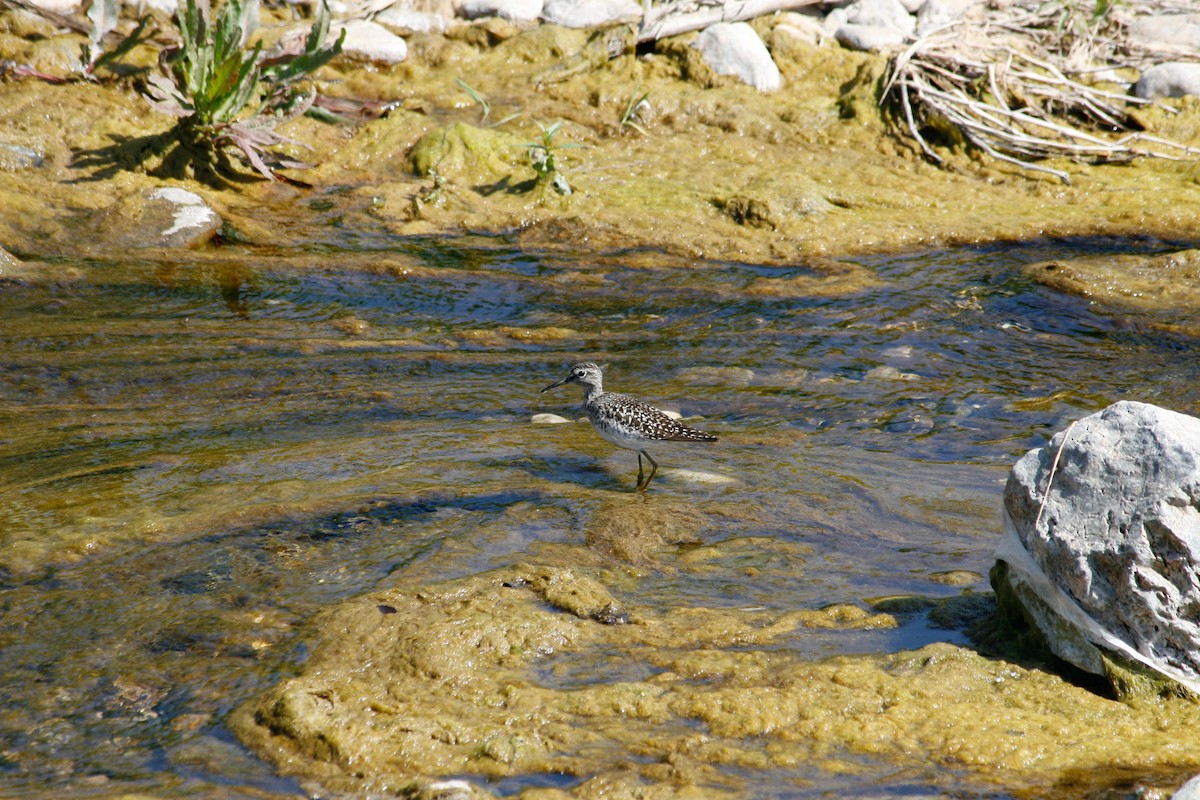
[409, 122, 526, 183]
[1025, 248, 1200, 313]
[234, 564, 1200, 798]
[583, 498, 707, 563]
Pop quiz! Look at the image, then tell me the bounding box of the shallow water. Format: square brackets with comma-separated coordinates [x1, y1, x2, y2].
[1, 233, 1198, 798]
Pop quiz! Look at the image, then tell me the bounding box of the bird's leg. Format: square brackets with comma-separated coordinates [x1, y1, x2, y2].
[640, 450, 659, 492]
[636, 452, 645, 491]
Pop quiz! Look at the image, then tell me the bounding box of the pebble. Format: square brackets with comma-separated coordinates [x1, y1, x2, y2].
[665, 468, 736, 485]
[540, 0, 641, 28]
[844, 0, 915, 34]
[694, 22, 782, 93]
[834, 23, 908, 51]
[1133, 62, 1200, 99]
[532, 413, 573, 424]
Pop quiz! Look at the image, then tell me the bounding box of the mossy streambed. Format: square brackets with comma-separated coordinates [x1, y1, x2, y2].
[4, 5, 1200, 797]
[1, 240, 1199, 799]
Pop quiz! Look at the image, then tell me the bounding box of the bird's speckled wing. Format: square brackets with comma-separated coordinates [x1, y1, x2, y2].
[591, 393, 718, 442]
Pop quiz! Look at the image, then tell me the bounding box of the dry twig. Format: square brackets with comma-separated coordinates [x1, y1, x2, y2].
[883, 1, 1200, 183]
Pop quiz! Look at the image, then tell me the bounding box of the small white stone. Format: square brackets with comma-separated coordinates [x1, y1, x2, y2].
[532, 413, 573, 424]
[834, 23, 907, 51]
[332, 19, 408, 64]
[844, 0, 915, 34]
[665, 468, 736, 485]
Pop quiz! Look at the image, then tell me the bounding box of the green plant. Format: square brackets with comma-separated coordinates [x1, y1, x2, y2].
[143, 0, 344, 180]
[619, 83, 650, 136]
[456, 77, 520, 128]
[524, 121, 583, 195]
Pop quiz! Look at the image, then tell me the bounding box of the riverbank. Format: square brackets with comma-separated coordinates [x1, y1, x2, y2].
[4, 7, 1200, 270]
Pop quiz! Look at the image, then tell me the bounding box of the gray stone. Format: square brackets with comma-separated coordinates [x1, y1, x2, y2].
[997, 401, 1200, 695]
[834, 22, 907, 51]
[693, 22, 781, 93]
[460, 0, 542, 22]
[540, 0, 640, 28]
[1134, 62, 1200, 100]
[844, 0, 914, 35]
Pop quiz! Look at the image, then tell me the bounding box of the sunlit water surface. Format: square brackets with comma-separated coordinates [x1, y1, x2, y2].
[1, 234, 1198, 798]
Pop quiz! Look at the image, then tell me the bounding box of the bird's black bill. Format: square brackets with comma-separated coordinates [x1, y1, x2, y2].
[541, 376, 572, 393]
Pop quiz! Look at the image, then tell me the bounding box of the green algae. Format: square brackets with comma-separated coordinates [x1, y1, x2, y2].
[231, 564, 1200, 798]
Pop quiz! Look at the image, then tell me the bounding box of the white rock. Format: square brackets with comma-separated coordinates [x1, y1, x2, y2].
[896, 0, 923, 11]
[1134, 62, 1200, 99]
[694, 22, 782, 93]
[845, 0, 914, 35]
[332, 19, 408, 63]
[997, 401, 1200, 695]
[540, 0, 640, 28]
[664, 468, 736, 485]
[532, 413, 573, 424]
[460, 0, 543, 22]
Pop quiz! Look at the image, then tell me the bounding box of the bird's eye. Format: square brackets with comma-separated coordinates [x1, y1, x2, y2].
[574, 370, 584, 377]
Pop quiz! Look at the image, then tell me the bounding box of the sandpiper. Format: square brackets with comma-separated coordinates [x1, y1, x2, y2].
[541, 362, 718, 492]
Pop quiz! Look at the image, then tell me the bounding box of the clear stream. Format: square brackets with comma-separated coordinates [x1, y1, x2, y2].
[1, 233, 1198, 798]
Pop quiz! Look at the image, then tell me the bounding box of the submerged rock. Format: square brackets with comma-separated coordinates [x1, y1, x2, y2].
[995, 401, 1200, 698]
[232, 560, 1200, 796]
[100, 187, 221, 249]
